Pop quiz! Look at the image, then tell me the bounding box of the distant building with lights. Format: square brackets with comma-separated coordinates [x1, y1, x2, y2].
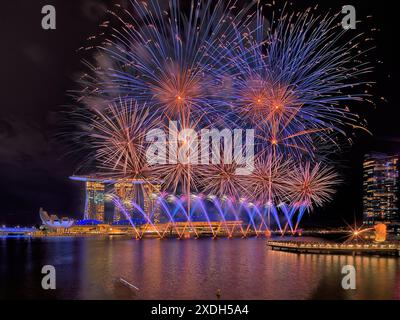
[39, 207, 74, 229]
[363, 152, 400, 226]
[70, 176, 161, 223]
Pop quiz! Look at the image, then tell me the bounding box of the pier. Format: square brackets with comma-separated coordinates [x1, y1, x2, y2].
[267, 240, 400, 257]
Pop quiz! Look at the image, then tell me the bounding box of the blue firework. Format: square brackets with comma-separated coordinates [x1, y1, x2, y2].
[78, 0, 255, 126]
[207, 5, 373, 159]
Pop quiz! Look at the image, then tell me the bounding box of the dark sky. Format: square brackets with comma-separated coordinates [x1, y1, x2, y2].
[0, 0, 397, 226]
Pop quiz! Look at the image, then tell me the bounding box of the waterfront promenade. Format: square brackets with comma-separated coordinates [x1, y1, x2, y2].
[267, 240, 400, 256]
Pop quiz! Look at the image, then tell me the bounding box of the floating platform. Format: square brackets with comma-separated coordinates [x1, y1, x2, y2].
[267, 240, 400, 257]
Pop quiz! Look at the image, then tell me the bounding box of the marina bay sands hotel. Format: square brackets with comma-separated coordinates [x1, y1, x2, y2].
[70, 176, 161, 223]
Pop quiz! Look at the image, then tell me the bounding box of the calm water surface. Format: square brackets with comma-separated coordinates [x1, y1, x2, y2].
[1, 236, 400, 299]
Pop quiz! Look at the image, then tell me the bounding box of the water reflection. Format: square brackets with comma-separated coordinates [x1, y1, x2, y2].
[1, 237, 399, 299]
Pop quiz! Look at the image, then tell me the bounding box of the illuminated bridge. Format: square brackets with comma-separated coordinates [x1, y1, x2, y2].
[0, 227, 36, 236]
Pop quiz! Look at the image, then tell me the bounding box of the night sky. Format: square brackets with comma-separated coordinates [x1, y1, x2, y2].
[0, 0, 397, 226]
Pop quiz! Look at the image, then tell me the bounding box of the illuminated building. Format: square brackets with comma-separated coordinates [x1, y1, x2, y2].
[85, 181, 105, 221]
[70, 176, 161, 223]
[363, 153, 400, 225]
[114, 182, 134, 221]
[39, 207, 74, 229]
[143, 183, 161, 223]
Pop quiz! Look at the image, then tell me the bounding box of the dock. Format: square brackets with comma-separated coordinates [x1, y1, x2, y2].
[267, 240, 400, 257]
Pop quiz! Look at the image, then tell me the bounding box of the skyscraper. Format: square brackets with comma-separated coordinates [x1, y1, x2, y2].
[363, 153, 400, 225]
[84, 181, 105, 221]
[70, 176, 161, 223]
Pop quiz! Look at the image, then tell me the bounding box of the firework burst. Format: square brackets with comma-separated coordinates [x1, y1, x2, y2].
[80, 98, 158, 179]
[208, 6, 373, 159]
[148, 119, 207, 194]
[79, 0, 255, 124]
[288, 162, 341, 209]
[198, 162, 249, 199]
[247, 154, 292, 205]
[67, 0, 374, 232]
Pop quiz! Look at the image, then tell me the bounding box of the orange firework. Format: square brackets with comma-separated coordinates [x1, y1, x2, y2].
[151, 63, 203, 118]
[288, 162, 341, 209]
[198, 162, 250, 200]
[247, 154, 292, 205]
[85, 98, 158, 179]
